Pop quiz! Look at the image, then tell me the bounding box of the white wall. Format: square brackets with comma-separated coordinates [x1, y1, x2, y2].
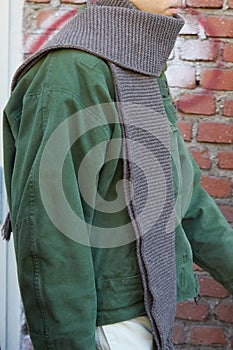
[0, 0, 24, 349]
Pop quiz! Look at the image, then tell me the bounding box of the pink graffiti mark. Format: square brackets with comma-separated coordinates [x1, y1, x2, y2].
[186, 7, 226, 69]
[30, 9, 77, 53]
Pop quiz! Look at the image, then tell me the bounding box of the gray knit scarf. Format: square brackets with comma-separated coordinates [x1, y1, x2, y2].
[3, 1, 184, 348]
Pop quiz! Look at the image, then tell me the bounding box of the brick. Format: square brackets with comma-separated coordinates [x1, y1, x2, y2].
[37, 10, 62, 30]
[180, 14, 199, 35]
[204, 16, 233, 38]
[218, 204, 233, 223]
[223, 43, 233, 62]
[200, 176, 232, 198]
[224, 100, 233, 117]
[24, 33, 49, 54]
[193, 263, 203, 271]
[177, 93, 215, 115]
[215, 302, 233, 323]
[186, 0, 223, 7]
[197, 122, 233, 143]
[37, 9, 77, 30]
[177, 121, 193, 141]
[199, 275, 229, 298]
[61, 0, 85, 2]
[176, 301, 210, 321]
[190, 326, 227, 345]
[166, 66, 196, 88]
[200, 68, 233, 90]
[218, 151, 233, 169]
[190, 149, 211, 169]
[180, 39, 218, 61]
[172, 324, 185, 344]
[26, 0, 50, 2]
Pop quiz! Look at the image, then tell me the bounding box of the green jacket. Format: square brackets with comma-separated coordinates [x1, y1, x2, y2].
[3, 49, 233, 350]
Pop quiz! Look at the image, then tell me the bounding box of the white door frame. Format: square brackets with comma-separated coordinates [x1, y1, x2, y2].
[0, 0, 24, 349]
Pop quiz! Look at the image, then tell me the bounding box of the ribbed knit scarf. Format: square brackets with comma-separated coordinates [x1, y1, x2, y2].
[4, 1, 184, 348]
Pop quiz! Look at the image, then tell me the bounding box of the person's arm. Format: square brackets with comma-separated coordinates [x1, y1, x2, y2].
[181, 140, 233, 294]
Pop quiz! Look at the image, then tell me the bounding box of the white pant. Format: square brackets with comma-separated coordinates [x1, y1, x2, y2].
[95, 316, 155, 350]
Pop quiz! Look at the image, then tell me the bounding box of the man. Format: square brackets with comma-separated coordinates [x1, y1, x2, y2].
[2, 0, 233, 349]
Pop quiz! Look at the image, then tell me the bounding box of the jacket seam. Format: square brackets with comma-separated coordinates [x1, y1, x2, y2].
[25, 50, 113, 139]
[29, 170, 53, 349]
[6, 110, 22, 123]
[96, 273, 141, 284]
[34, 87, 112, 139]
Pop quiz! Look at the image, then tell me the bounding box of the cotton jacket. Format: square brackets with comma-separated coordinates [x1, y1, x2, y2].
[3, 49, 233, 350]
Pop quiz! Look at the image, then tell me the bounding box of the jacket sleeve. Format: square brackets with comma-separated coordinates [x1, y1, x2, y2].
[3, 52, 116, 349]
[182, 145, 233, 294]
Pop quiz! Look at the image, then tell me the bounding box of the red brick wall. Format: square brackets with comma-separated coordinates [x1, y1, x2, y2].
[167, 1, 233, 348]
[165, 2, 233, 222]
[22, 0, 233, 349]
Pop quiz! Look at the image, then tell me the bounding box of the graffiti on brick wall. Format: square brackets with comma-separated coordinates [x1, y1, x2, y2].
[24, 9, 77, 54]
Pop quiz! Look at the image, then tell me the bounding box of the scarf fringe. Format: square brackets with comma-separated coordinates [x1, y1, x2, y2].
[1, 212, 12, 241]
